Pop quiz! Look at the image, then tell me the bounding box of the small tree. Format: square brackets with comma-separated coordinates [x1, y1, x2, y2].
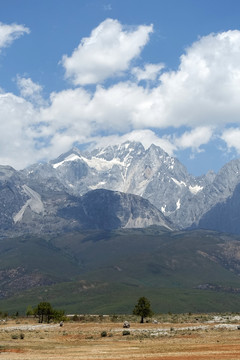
[53, 309, 65, 322]
[133, 297, 153, 323]
[34, 302, 65, 323]
[35, 302, 54, 323]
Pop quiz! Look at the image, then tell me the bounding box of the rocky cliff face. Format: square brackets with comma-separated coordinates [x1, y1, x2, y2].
[58, 189, 173, 231]
[184, 158, 240, 230]
[195, 182, 240, 233]
[0, 166, 29, 231]
[0, 169, 172, 236]
[23, 141, 213, 229]
[1, 141, 240, 235]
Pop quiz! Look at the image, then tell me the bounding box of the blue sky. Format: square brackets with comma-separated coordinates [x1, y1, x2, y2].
[1, 0, 240, 175]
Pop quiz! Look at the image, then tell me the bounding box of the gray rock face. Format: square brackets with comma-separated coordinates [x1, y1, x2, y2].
[57, 142, 216, 229]
[0, 166, 29, 231]
[1, 141, 240, 235]
[195, 182, 240, 234]
[39, 142, 240, 232]
[58, 189, 173, 231]
[24, 141, 212, 229]
[0, 166, 172, 235]
[183, 158, 240, 230]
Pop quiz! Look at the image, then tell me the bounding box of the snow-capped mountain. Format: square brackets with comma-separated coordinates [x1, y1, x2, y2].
[1, 140, 240, 235]
[0, 155, 173, 236]
[51, 142, 200, 204]
[23, 141, 214, 229]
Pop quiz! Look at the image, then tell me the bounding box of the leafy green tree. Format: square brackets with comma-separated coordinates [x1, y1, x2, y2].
[34, 302, 54, 323]
[34, 302, 65, 323]
[52, 309, 66, 322]
[133, 297, 153, 323]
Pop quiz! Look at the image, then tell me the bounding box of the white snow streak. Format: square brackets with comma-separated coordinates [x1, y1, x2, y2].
[171, 177, 187, 187]
[189, 185, 203, 194]
[176, 199, 181, 210]
[53, 154, 81, 168]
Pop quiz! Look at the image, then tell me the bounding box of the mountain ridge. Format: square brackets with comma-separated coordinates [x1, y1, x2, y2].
[0, 140, 239, 235]
[2, 228, 240, 313]
[22, 141, 209, 229]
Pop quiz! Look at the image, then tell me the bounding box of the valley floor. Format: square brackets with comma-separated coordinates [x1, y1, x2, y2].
[1, 317, 240, 359]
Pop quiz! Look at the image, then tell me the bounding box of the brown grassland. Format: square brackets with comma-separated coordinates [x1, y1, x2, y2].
[1, 316, 240, 359]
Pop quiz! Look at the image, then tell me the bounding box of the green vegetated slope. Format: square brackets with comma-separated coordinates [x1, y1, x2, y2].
[1, 227, 240, 314]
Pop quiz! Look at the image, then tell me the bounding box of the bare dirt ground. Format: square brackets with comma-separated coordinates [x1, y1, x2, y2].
[1, 318, 240, 359]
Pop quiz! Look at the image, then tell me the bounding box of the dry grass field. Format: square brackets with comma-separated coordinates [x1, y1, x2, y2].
[1, 316, 240, 359]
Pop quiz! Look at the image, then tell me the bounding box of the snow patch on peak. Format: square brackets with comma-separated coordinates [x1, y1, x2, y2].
[161, 205, 166, 213]
[171, 178, 187, 187]
[89, 181, 106, 190]
[53, 154, 81, 168]
[176, 199, 181, 210]
[83, 156, 123, 171]
[168, 158, 175, 170]
[189, 185, 203, 195]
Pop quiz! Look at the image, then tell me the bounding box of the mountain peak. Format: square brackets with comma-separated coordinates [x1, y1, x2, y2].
[0, 165, 18, 180]
[7, 141, 240, 235]
[91, 141, 145, 160]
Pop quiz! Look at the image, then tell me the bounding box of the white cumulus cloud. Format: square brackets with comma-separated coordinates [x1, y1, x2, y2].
[3, 20, 240, 169]
[0, 22, 30, 51]
[61, 18, 153, 85]
[89, 129, 176, 156]
[221, 128, 240, 153]
[0, 92, 41, 168]
[157, 30, 240, 128]
[16, 76, 45, 106]
[56, 29, 240, 144]
[174, 127, 213, 152]
[132, 63, 164, 82]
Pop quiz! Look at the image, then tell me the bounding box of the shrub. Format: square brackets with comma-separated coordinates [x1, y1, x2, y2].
[72, 314, 79, 322]
[11, 334, 19, 340]
[122, 330, 130, 336]
[111, 314, 118, 322]
[101, 331, 107, 337]
[20, 333, 25, 340]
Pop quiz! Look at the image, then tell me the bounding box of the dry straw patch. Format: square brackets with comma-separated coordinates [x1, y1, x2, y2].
[1, 317, 240, 359]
